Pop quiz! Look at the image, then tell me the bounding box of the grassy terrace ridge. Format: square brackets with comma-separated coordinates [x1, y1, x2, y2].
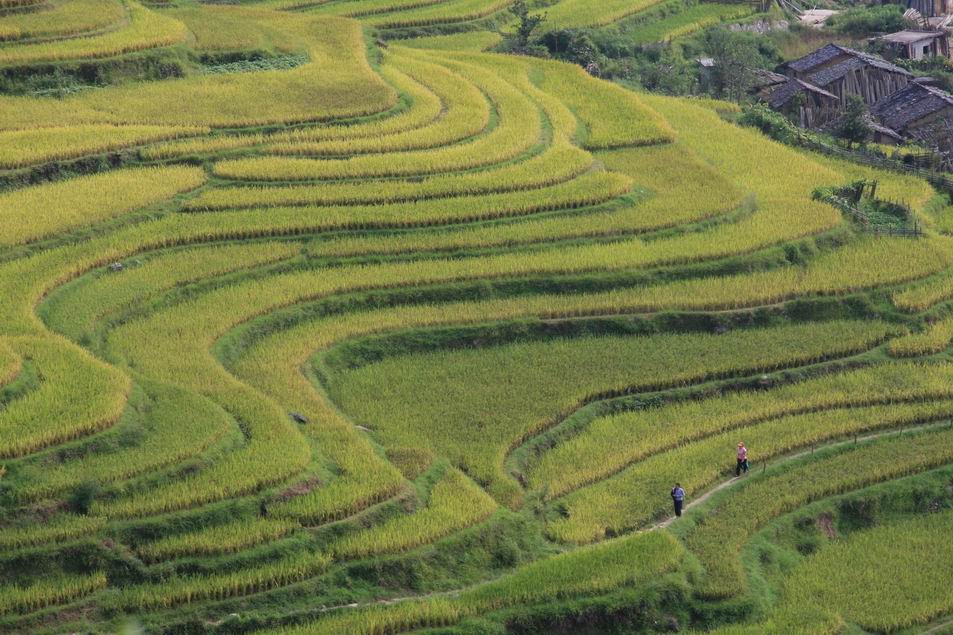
[2, 1, 953, 634]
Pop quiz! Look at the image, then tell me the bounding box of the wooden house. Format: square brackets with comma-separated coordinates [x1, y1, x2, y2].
[872, 81, 953, 149]
[766, 77, 840, 127]
[875, 30, 950, 60]
[785, 44, 913, 106]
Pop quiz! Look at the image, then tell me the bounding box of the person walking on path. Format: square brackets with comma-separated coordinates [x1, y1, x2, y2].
[736, 441, 749, 477]
[671, 483, 685, 517]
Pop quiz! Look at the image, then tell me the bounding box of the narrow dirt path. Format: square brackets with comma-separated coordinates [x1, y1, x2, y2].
[656, 420, 953, 529]
[924, 617, 953, 634]
[280, 420, 953, 619]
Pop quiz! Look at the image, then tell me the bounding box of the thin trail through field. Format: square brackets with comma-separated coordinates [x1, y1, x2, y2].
[656, 419, 953, 529]
[925, 617, 953, 634]
[285, 419, 953, 620]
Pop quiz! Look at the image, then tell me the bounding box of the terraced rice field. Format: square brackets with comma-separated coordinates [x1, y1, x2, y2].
[2, 1, 953, 634]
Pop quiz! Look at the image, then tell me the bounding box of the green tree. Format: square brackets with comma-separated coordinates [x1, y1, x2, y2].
[705, 28, 760, 102]
[836, 95, 872, 149]
[510, 0, 545, 52]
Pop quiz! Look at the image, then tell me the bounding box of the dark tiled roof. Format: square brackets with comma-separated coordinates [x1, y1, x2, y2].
[787, 43, 845, 73]
[839, 45, 912, 76]
[873, 82, 953, 130]
[878, 30, 944, 45]
[808, 56, 866, 87]
[868, 120, 903, 141]
[752, 68, 788, 91]
[787, 43, 912, 79]
[768, 78, 838, 108]
[755, 68, 788, 83]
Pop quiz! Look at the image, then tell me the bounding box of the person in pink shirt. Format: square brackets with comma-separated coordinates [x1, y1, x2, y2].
[736, 442, 749, 476]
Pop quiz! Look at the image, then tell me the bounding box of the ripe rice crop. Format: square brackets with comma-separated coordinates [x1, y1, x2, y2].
[139, 134, 267, 161]
[547, 399, 953, 543]
[625, 4, 755, 44]
[330, 466, 496, 558]
[168, 5, 310, 53]
[263, 55, 488, 156]
[0, 2, 187, 66]
[232, 328, 409, 525]
[539, 0, 668, 31]
[91, 380, 310, 518]
[685, 425, 953, 599]
[1, 0, 125, 40]
[261, 598, 464, 635]
[0, 336, 130, 458]
[328, 321, 893, 506]
[0, 24, 19, 41]
[0, 124, 208, 169]
[0, 165, 206, 247]
[642, 93, 842, 200]
[1, 213, 945, 347]
[0, 514, 105, 550]
[263, 51, 445, 143]
[137, 518, 300, 561]
[0, 339, 19, 387]
[892, 269, 953, 312]
[212, 48, 582, 181]
[0, 16, 396, 129]
[119, 240, 936, 518]
[187, 141, 591, 210]
[462, 528, 682, 608]
[888, 315, 953, 357]
[72, 241, 936, 513]
[525, 235, 953, 315]
[401, 31, 503, 51]
[319, 0, 449, 18]
[306, 189, 827, 264]
[309, 143, 738, 257]
[255, 531, 681, 634]
[42, 241, 301, 344]
[214, 54, 542, 180]
[0, 572, 107, 615]
[362, 0, 513, 28]
[0, 0, 44, 7]
[113, 552, 330, 609]
[535, 60, 675, 148]
[189, 171, 631, 232]
[2, 21, 952, 632]
[256, 0, 333, 8]
[531, 362, 953, 498]
[140, 52, 443, 160]
[14, 381, 234, 502]
[774, 510, 953, 632]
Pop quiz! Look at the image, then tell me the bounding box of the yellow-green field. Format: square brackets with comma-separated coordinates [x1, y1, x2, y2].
[1, 1, 953, 634]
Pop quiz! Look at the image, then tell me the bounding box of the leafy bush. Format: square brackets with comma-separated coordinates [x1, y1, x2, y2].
[739, 102, 802, 144]
[68, 480, 100, 515]
[828, 5, 906, 35]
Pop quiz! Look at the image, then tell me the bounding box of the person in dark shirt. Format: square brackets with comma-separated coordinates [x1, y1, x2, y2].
[671, 483, 686, 517]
